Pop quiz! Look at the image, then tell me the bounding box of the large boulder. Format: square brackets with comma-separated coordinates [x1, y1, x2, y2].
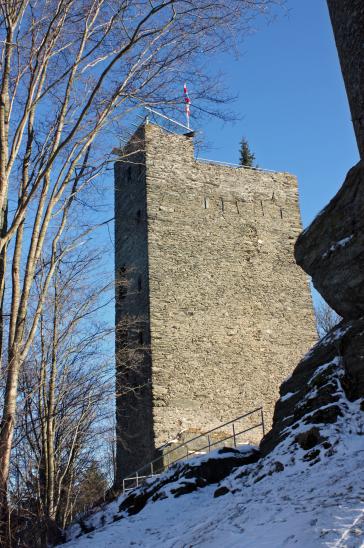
[294, 161, 364, 319]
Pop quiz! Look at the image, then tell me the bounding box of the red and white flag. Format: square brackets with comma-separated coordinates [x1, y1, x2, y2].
[184, 82, 191, 128]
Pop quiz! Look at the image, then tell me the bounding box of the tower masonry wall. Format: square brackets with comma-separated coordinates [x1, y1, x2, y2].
[114, 131, 155, 479]
[141, 124, 317, 447]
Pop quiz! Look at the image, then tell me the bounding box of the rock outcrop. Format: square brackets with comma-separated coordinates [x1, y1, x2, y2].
[327, 0, 364, 160]
[117, 446, 260, 517]
[295, 160, 364, 320]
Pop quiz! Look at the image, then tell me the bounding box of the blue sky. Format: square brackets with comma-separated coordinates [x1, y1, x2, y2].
[194, 0, 358, 227]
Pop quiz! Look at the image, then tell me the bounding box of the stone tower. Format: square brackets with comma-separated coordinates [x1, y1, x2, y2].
[114, 122, 316, 481]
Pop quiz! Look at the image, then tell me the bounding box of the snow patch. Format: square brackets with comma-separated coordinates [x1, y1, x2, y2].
[322, 235, 353, 258]
[280, 391, 297, 402]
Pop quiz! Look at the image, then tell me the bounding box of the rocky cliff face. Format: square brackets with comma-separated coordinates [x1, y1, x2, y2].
[327, 0, 364, 160]
[261, 161, 364, 456]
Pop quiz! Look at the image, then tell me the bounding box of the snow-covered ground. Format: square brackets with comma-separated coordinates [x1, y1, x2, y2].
[65, 371, 364, 548]
[65, 440, 364, 547]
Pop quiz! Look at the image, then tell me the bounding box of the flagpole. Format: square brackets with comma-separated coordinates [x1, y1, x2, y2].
[184, 82, 191, 130]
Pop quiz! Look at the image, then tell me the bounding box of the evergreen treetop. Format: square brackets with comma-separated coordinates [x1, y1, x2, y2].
[239, 138, 256, 167]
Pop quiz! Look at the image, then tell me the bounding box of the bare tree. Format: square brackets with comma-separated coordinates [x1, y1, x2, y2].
[9, 246, 113, 546]
[0, 0, 282, 540]
[315, 300, 341, 337]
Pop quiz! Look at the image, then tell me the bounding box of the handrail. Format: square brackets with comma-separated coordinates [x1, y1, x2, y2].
[144, 107, 193, 132]
[167, 422, 263, 468]
[159, 406, 263, 463]
[195, 157, 280, 174]
[121, 407, 264, 495]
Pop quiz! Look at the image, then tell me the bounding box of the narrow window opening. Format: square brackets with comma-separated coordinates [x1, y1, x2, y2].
[119, 284, 127, 301]
[260, 200, 264, 216]
[204, 197, 209, 209]
[118, 266, 127, 300]
[136, 209, 141, 223]
[139, 331, 144, 345]
[236, 201, 240, 214]
[280, 208, 283, 219]
[123, 368, 130, 380]
[220, 197, 224, 212]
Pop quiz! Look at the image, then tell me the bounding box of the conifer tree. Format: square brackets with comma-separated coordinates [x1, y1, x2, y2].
[239, 138, 256, 167]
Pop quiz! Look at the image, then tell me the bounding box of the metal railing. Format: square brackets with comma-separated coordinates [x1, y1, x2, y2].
[144, 107, 193, 133]
[121, 407, 264, 495]
[195, 156, 280, 173]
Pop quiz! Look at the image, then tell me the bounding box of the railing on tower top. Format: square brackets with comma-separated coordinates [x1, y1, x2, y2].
[117, 107, 283, 173]
[121, 406, 265, 495]
[195, 157, 280, 174]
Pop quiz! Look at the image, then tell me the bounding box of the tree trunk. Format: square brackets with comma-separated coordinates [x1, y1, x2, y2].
[0, 353, 20, 546]
[46, 281, 58, 525]
[0, 204, 7, 370]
